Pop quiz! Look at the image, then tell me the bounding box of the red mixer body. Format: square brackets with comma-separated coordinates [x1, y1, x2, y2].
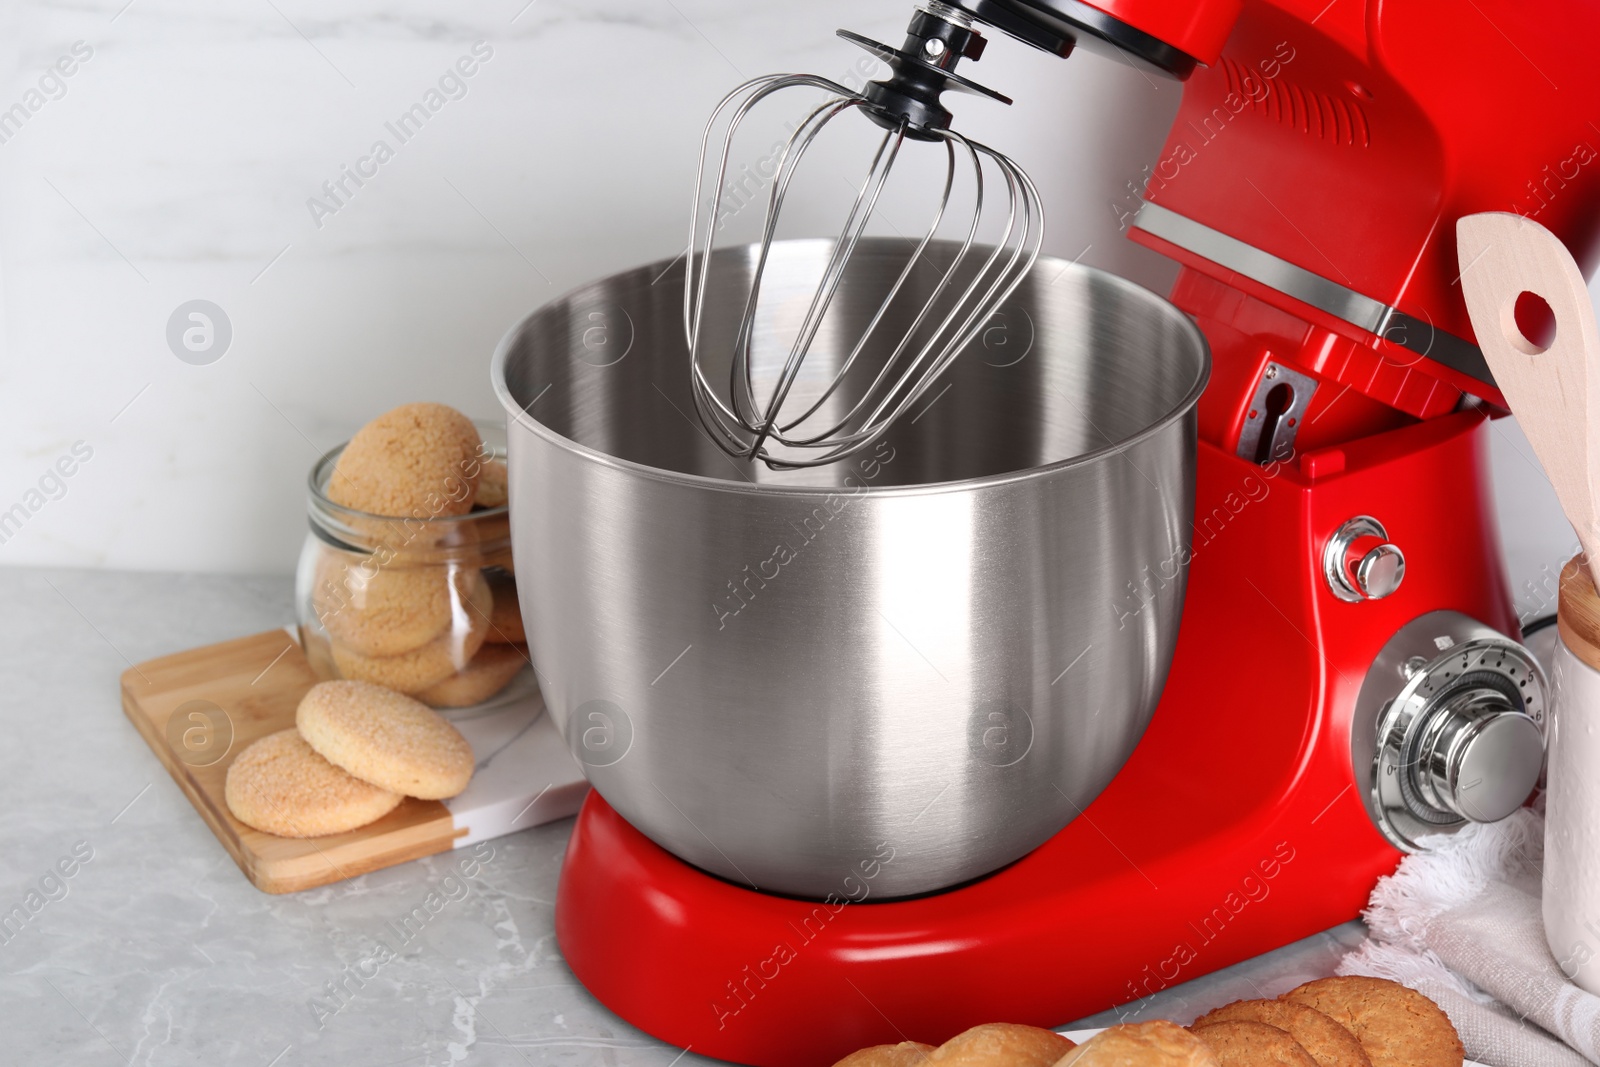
[555, 1, 1600, 1062]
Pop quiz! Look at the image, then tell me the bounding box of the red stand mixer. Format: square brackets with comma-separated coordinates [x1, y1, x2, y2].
[548, 1, 1600, 1062]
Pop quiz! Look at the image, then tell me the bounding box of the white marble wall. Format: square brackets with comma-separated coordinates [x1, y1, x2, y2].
[0, 0, 1581, 614]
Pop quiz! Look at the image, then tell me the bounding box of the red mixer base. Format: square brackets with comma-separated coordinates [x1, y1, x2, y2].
[554, 411, 1515, 1067]
[557, 790, 1384, 1067]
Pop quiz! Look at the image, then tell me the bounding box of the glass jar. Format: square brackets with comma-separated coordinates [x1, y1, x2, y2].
[295, 420, 534, 708]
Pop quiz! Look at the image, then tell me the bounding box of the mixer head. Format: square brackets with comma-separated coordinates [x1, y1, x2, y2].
[684, 1, 1044, 470]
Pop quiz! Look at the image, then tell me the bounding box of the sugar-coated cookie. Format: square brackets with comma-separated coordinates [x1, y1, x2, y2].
[1191, 1021, 1316, 1067]
[1193, 1000, 1369, 1067]
[224, 728, 401, 837]
[928, 1023, 1075, 1066]
[296, 680, 475, 799]
[314, 555, 472, 658]
[1059, 1021, 1218, 1066]
[327, 403, 483, 518]
[330, 572, 491, 693]
[484, 570, 524, 644]
[474, 458, 508, 508]
[1282, 978, 1462, 1067]
[415, 643, 529, 708]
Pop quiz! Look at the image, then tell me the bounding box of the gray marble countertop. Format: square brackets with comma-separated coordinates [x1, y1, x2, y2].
[1, 567, 1365, 1066]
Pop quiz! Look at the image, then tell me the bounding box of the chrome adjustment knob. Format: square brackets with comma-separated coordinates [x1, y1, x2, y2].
[1325, 516, 1406, 602]
[1414, 689, 1546, 823]
[1352, 611, 1547, 852]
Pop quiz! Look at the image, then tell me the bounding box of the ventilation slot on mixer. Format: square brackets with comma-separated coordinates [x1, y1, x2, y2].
[1218, 58, 1370, 147]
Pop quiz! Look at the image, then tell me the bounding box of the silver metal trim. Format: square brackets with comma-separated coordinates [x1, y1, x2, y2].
[1136, 201, 1389, 333]
[1133, 202, 1496, 388]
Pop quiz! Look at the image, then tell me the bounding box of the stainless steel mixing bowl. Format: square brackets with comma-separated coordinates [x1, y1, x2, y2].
[492, 238, 1209, 898]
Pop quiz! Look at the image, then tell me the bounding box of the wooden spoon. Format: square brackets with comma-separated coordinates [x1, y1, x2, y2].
[1457, 211, 1600, 588]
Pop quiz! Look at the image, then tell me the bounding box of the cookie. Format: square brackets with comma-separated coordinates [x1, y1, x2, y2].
[1194, 1000, 1369, 1067]
[929, 1023, 1075, 1066]
[314, 555, 471, 658]
[330, 573, 492, 693]
[474, 458, 508, 508]
[1059, 1021, 1217, 1066]
[327, 403, 483, 519]
[1282, 978, 1462, 1067]
[415, 643, 529, 708]
[833, 1041, 936, 1067]
[296, 680, 475, 799]
[484, 571, 524, 644]
[224, 728, 402, 838]
[1191, 1021, 1316, 1067]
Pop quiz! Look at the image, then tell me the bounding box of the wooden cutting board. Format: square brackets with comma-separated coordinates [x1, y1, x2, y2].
[120, 629, 588, 894]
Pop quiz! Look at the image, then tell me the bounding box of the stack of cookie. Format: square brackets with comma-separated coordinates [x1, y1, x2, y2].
[831, 975, 1463, 1067]
[307, 402, 528, 708]
[224, 680, 476, 837]
[1187, 976, 1463, 1067]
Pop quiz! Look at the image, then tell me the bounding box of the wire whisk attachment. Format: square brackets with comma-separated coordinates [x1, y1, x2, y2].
[684, 2, 1045, 469]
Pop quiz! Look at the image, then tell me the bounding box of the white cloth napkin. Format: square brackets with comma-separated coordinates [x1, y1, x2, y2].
[1338, 808, 1600, 1066]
